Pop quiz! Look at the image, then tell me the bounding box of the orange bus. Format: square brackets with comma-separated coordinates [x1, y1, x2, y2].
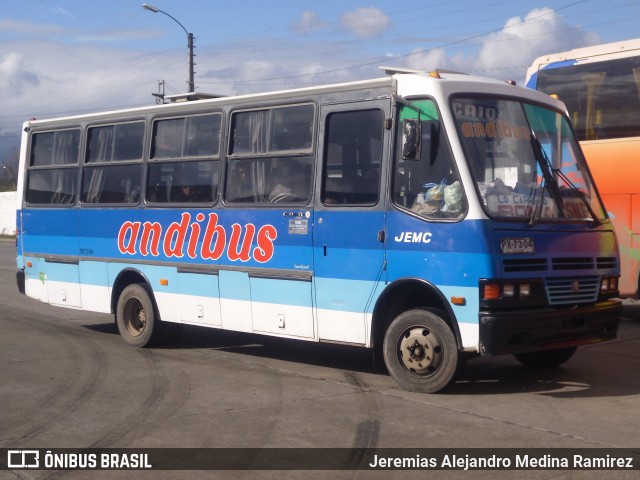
[526, 39, 640, 297]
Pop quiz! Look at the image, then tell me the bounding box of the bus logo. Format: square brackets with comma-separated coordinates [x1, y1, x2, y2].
[7, 450, 40, 468]
[117, 212, 277, 263]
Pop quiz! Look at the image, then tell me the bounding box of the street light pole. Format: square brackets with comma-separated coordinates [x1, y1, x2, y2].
[142, 3, 195, 93]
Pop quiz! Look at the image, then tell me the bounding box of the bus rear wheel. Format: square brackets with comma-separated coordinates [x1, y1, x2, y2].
[116, 283, 162, 348]
[383, 309, 459, 393]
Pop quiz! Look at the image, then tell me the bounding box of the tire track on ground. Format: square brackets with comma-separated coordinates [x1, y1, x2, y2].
[85, 348, 191, 449]
[342, 371, 381, 449]
[1, 307, 109, 445]
[341, 371, 381, 473]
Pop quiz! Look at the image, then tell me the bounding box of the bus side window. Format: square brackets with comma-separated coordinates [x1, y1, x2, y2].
[321, 109, 383, 206]
[82, 122, 144, 205]
[226, 104, 315, 205]
[147, 113, 221, 204]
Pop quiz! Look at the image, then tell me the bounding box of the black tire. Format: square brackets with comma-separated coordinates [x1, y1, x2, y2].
[383, 309, 459, 393]
[513, 347, 577, 368]
[116, 283, 164, 348]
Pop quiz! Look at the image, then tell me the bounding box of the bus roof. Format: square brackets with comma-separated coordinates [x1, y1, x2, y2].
[23, 69, 562, 129]
[529, 37, 640, 69]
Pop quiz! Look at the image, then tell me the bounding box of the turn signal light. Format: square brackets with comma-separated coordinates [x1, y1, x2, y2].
[482, 283, 501, 300]
[481, 280, 540, 301]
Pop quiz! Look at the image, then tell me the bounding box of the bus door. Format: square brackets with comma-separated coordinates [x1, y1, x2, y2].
[313, 100, 391, 345]
[218, 188, 315, 339]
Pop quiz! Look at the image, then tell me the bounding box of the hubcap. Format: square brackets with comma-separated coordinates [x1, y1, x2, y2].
[398, 327, 443, 376]
[124, 298, 146, 337]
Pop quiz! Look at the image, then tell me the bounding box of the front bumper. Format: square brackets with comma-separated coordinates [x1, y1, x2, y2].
[479, 300, 622, 356]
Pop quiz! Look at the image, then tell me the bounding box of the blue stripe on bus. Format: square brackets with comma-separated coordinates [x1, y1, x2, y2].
[21, 207, 492, 319]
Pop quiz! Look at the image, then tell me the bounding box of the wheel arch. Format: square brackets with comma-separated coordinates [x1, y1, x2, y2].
[371, 278, 463, 350]
[110, 268, 154, 315]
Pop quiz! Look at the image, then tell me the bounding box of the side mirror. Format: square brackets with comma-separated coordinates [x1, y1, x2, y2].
[402, 118, 421, 160]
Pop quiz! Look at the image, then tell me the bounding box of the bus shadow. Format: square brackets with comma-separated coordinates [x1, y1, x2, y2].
[446, 354, 640, 398]
[83, 321, 381, 376]
[172, 324, 382, 375]
[83, 322, 640, 398]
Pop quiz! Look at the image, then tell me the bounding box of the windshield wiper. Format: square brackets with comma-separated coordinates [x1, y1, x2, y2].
[529, 135, 601, 226]
[529, 135, 565, 225]
[529, 179, 547, 226]
[551, 167, 602, 226]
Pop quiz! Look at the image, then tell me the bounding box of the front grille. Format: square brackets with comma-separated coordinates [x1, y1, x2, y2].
[545, 276, 600, 305]
[503, 256, 615, 273]
[552, 257, 594, 270]
[503, 258, 548, 272]
[597, 257, 618, 269]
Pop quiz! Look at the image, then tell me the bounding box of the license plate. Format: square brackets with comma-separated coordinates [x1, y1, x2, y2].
[500, 237, 535, 254]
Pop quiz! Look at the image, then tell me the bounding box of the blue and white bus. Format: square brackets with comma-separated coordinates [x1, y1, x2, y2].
[15, 68, 622, 393]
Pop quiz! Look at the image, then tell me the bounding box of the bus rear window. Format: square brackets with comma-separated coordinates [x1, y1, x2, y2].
[30, 129, 80, 167]
[26, 129, 80, 205]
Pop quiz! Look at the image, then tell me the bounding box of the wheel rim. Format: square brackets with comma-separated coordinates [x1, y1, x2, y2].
[397, 326, 444, 377]
[123, 297, 146, 337]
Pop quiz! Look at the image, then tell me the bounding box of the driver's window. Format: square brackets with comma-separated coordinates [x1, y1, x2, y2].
[392, 100, 465, 220]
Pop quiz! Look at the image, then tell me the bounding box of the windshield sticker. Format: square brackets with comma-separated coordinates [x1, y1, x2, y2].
[487, 193, 556, 218]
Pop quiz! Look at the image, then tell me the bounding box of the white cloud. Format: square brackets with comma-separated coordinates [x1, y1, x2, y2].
[50, 6, 77, 20]
[0, 40, 167, 131]
[291, 11, 327, 35]
[341, 7, 390, 39]
[0, 19, 65, 37]
[406, 8, 600, 82]
[0, 52, 39, 96]
[476, 8, 600, 78]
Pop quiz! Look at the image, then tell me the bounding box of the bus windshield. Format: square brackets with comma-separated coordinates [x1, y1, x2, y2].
[452, 97, 606, 223]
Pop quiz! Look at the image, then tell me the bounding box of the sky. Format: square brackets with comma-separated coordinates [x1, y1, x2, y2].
[1, 0, 640, 137]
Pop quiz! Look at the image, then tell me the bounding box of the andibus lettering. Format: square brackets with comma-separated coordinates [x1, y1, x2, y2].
[461, 121, 531, 141]
[117, 212, 277, 263]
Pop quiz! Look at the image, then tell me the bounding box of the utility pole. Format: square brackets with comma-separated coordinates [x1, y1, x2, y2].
[152, 80, 166, 104]
[143, 3, 196, 93]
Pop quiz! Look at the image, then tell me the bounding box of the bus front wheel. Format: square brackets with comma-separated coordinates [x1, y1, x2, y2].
[383, 309, 459, 393]
[116, 283, 162, 348]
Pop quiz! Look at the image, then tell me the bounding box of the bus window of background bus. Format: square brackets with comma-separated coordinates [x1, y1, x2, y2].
[392, 99, 465, 219]
[81, 121, 144, 204]
[321, 109, 383, 206]
[26, 128, 80, 205]
[536, 57, 640, 140]
[147, 113, 221, 204]
[225, 104, 314, 204]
